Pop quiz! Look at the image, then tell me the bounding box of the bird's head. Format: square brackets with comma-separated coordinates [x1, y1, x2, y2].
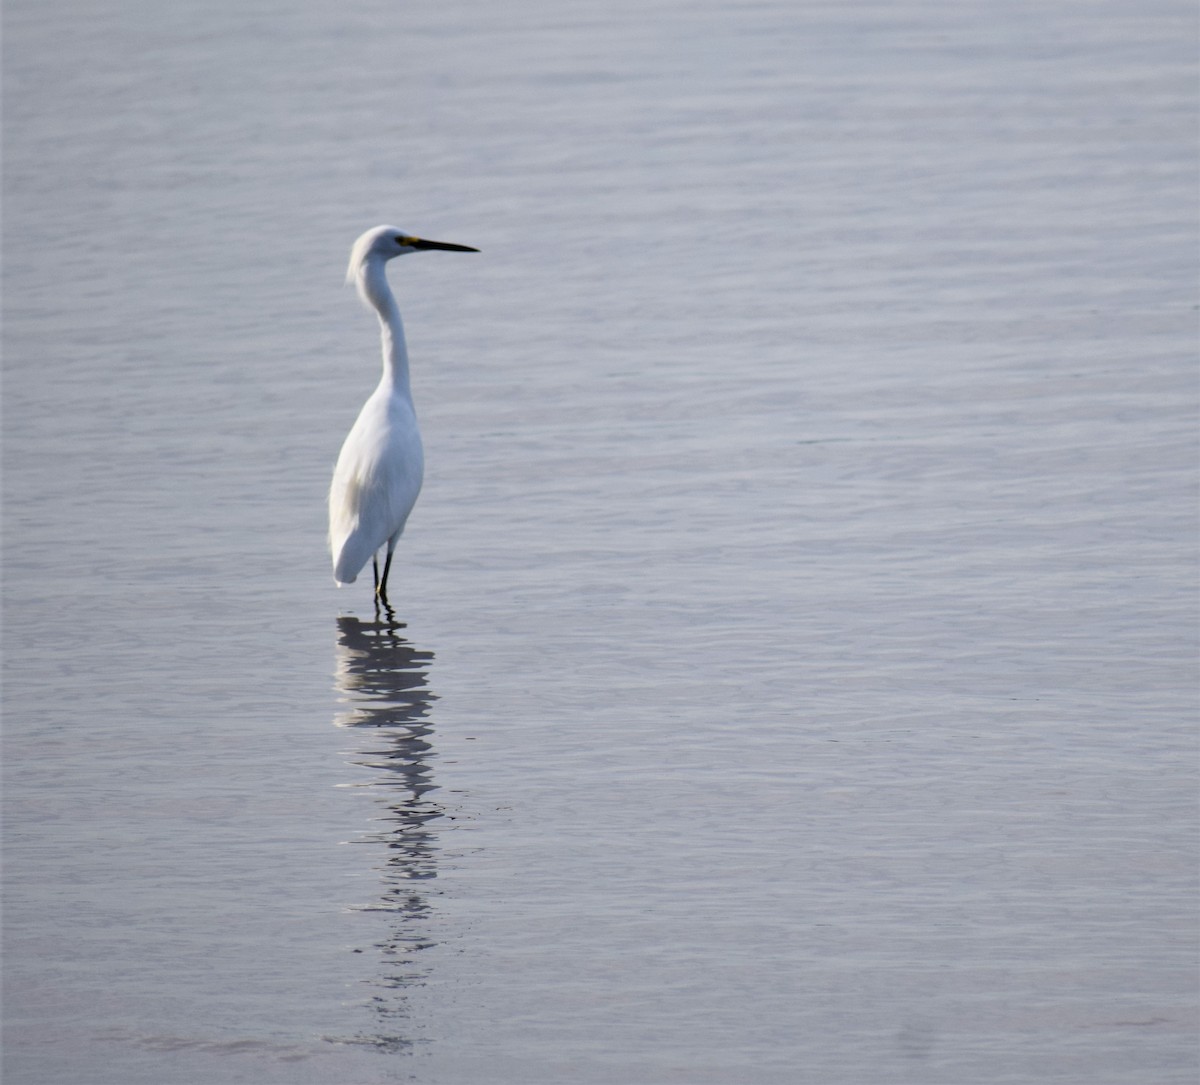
[346, 224, 478, 285]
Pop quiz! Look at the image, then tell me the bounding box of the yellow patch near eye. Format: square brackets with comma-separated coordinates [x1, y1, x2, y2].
[401, 236, 420, 246]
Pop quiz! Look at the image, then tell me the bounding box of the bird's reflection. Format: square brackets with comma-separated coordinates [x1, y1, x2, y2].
[333, 611, 439, 1052]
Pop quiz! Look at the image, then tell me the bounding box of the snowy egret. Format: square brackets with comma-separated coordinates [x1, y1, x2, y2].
[329, 225, 478, 604]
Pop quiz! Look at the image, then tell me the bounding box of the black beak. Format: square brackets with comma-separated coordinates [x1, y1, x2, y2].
[411, 238, 480, 252]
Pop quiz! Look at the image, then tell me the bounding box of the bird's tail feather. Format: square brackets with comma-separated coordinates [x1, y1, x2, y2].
[332, 535, 374, 586]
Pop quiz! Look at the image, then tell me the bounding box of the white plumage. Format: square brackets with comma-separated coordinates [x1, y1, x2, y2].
[328, 224, 478, 604]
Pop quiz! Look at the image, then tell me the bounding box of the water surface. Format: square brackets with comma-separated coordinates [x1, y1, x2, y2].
[3, 1, 1197, 1082]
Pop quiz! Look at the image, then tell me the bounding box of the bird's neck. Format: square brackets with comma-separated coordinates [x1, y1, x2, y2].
[362, 259, 413, 400]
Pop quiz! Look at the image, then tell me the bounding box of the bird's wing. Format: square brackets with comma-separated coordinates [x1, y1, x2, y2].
[329, 397, 423, 584]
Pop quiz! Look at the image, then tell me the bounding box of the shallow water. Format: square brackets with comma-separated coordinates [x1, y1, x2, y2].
[3, 1, 1197, 1082]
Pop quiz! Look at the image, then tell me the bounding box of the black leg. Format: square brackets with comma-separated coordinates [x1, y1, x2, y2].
[378, 547, 395, 605]
[372, 554, 380, 595]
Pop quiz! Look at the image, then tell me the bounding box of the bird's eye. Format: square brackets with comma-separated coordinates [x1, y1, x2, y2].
[394, 236, 404, 244]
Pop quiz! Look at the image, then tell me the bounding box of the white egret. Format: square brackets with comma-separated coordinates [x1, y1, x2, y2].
[329, 225, 478, 604]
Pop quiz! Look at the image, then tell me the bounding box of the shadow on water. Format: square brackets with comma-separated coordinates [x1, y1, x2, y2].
[332, 610, 440, 1053]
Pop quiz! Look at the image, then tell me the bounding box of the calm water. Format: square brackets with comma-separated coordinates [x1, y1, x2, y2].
[4, 1, 1197, 1082]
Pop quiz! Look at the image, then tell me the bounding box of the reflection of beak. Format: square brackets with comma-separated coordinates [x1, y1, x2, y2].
[409, 237, 480, 252]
